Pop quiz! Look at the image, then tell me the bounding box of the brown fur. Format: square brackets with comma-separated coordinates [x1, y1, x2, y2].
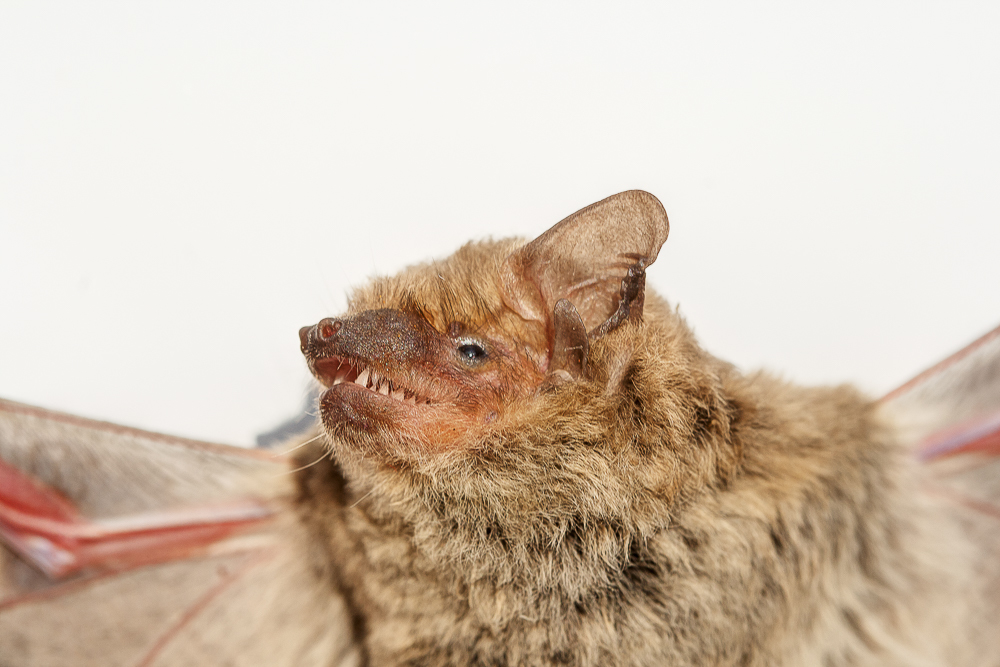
[294, 192, 996, 666]
[2, 192, 996, 666]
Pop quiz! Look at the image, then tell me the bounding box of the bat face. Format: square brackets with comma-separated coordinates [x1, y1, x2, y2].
[300, 192, 674, 471]
[299, 297, 543, 457]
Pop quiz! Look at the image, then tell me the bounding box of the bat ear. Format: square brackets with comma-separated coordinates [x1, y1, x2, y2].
[539, 299, 590, 388]
[501, 190, 669, 380]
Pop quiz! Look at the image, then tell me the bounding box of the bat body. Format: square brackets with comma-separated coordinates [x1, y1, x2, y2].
[296, 192, 998, 666]
[2, 191, 998, 666]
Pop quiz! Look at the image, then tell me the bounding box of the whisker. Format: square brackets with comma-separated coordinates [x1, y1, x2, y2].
[270, 432, 325, 458]
[349, 486, 378, 508]
[277, 448, 331, 476]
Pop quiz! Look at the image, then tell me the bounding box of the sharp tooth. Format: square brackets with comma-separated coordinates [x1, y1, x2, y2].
[378, 382, 390, 396]
[405, 396, 416, 405]
[356, 368, 370, 387]
[391, 389, 404, 400]
[370, 370, 379, 387]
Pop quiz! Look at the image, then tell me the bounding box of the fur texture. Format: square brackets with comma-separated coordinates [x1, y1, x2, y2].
[295, 192, 996, 666]
[2, 192, 995, 666]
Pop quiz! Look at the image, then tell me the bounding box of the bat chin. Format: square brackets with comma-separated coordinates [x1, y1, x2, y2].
[319, 383, 491, 457]
[319, 383, 411, 433]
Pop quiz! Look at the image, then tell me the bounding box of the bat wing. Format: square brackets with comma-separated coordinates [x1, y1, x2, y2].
[883, 322, 1000, 489]
[0, 398, 358, 667]
[882, 323, 1000, 612]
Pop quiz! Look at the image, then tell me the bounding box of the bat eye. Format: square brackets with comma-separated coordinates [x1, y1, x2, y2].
[457, 342, 488, 364]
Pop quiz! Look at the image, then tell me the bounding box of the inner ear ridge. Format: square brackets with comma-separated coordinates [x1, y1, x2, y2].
[544, 299, 589, 386]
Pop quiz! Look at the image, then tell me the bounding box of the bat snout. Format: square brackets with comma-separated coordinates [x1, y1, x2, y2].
[300, 318, 343, 354]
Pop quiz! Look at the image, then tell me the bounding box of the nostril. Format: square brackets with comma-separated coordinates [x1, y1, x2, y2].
[318, 318, 341, 341]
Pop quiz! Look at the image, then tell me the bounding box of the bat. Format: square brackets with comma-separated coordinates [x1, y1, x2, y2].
[293, 190, 1000, 666]
[2, 191, 999, 666]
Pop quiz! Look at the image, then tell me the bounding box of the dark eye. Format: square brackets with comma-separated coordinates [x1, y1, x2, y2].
[457, 342, 488, 363]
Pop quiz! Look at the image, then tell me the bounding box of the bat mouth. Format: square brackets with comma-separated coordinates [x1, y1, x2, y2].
[312, 356, 435, 407]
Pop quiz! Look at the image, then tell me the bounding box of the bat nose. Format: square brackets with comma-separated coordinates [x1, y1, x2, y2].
[317, 318, 342, 340]
[300, 318, 343, 352]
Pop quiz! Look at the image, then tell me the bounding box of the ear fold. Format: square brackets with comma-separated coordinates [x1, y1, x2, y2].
[541, 299, 590, 388]
[500, 190, 669, 380]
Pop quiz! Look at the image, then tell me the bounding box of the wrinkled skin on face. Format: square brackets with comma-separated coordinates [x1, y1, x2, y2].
[300, 304, 541, 456]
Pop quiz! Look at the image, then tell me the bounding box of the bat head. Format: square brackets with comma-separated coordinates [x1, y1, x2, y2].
[300, 191, 738, 529]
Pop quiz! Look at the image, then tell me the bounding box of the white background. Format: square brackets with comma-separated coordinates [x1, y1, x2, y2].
[2, 3, 998, 446]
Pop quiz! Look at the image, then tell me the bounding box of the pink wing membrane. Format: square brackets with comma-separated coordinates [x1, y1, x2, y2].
[883, 323, 1000, 521]
[0, 398, 288, 589]
[0, 458, 273, 579]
